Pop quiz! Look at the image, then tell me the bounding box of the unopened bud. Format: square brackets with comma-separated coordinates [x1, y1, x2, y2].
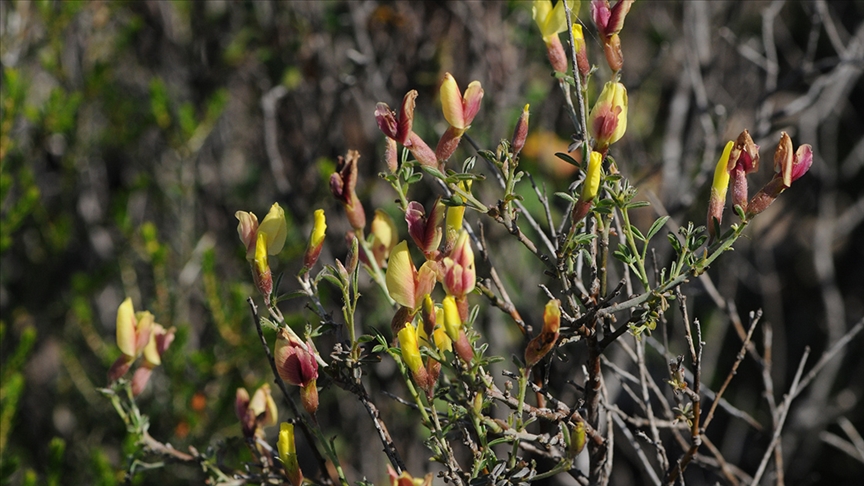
[511, 104, 530, 156]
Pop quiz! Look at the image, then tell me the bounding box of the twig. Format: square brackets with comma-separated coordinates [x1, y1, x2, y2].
[791, 319, 864, 399]
[612, 409, 662, 485]
[750, 347, 811, 485]
[701, 310, 762, 432]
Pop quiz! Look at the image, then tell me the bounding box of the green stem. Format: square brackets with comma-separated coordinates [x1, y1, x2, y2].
[508, 367, 530, 469]
[620, 206, 650, 290]
[530, 459, 573, 482]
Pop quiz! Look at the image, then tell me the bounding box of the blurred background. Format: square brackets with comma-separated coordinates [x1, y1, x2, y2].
[1, 1, 862, 485]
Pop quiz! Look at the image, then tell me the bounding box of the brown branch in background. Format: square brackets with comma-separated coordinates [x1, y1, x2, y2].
[665, 308, 704, 484]
[751, 347, 812, 485]
[261, 85, 291, 194]
[474, 223, 528, 335]
[759, 318, 785, 486]
[700, 310, 762, 432]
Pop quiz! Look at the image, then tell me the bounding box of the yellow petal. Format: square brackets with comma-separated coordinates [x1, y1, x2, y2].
[259, 203, 287, 255]
[385, 241, 417, 309]
[142, 323, 163, 366]
[255, 232, 269, 276]
[608, 83, 628, 144]
[711, 141, 734, 199]
[371, 209, 397, 253]
[440, 73, 465, 129]
[433, 327, 453, 353]
[310, 209, 326, 248]
[580, 151, 603, 202]
[398, 324, 424, 374]
[442, 295, 461, 343]
[115, 297, 137, 357]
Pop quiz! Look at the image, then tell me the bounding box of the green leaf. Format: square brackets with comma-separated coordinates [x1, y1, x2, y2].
[419, 164, 446, 180]
[554, 192, 576, 203]
[625, 201, 650, 210]
[646, 216, 670, 242]
[631, 226, 646, 242]
[554, 152, 582, 168]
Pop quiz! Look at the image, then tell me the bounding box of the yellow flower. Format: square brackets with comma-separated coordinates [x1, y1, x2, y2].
[303, 209, 327, 271]
[442, 295, 462, 343]
[397, 324, 424, 375]
[278, 422, 303, 486]
[532, 0, 569, 42]
[370, 209, 397, 267]
[258, 203, 288, 255]
[589, 81, 628, 149]
[580, 151, 603, 202]
[385, 241, 437, 311]
[707, 141, 735, 239]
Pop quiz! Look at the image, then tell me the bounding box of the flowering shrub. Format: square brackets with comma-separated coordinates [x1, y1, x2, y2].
[5, 1, 861, 486]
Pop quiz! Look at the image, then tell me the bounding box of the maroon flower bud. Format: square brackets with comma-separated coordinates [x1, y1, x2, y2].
[511, 104, 530, 156]
[330, 150, 366, 231]
[406, 199, 444, 260]
[274, 329, 319, 390]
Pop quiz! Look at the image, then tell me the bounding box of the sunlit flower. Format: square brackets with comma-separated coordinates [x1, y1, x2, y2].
[572, 23, 590, 79]
[369, 209, 398, 268]
[442, 230, 476, 299]
[278, 422, 303, 486]
[108, 298, 153, 383]
[385, 241, 438, 311]
[571, 150, 603, 223]
[436, 73, 483, 163]
[443, 295, 473, 363]
[746, 132, 813, 218]
[376, 91, 437, 168]
[303, 209, 327, 271]
[532, 0, 572, 73]
[235, 203, 288, 261]
[588, 81, 628, 150]
[707, 140, 734, 239]
[398, 322, 430, 394]
[727, 130, 760, 212]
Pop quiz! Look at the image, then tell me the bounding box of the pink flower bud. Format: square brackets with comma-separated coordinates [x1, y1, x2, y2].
[274, 329, 319, 389]
[330, 150, 366, 230]
[404, 131, 437, 168]
[405, 199, 444, 260]
[442, 230, 475, 299]
[511, 104, 530, 156]
[746, 133, 813, 218]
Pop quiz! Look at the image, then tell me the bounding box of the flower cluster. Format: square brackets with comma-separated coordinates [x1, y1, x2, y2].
[107, 297, 175, 396]
[708, 130, 813, 238]
[236, 203, 288, 301]
[375, 73, 482, 170]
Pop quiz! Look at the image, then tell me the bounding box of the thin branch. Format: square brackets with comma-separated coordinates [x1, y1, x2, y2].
[750, 347, 812, 485]
[701, 310, 762, 432]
